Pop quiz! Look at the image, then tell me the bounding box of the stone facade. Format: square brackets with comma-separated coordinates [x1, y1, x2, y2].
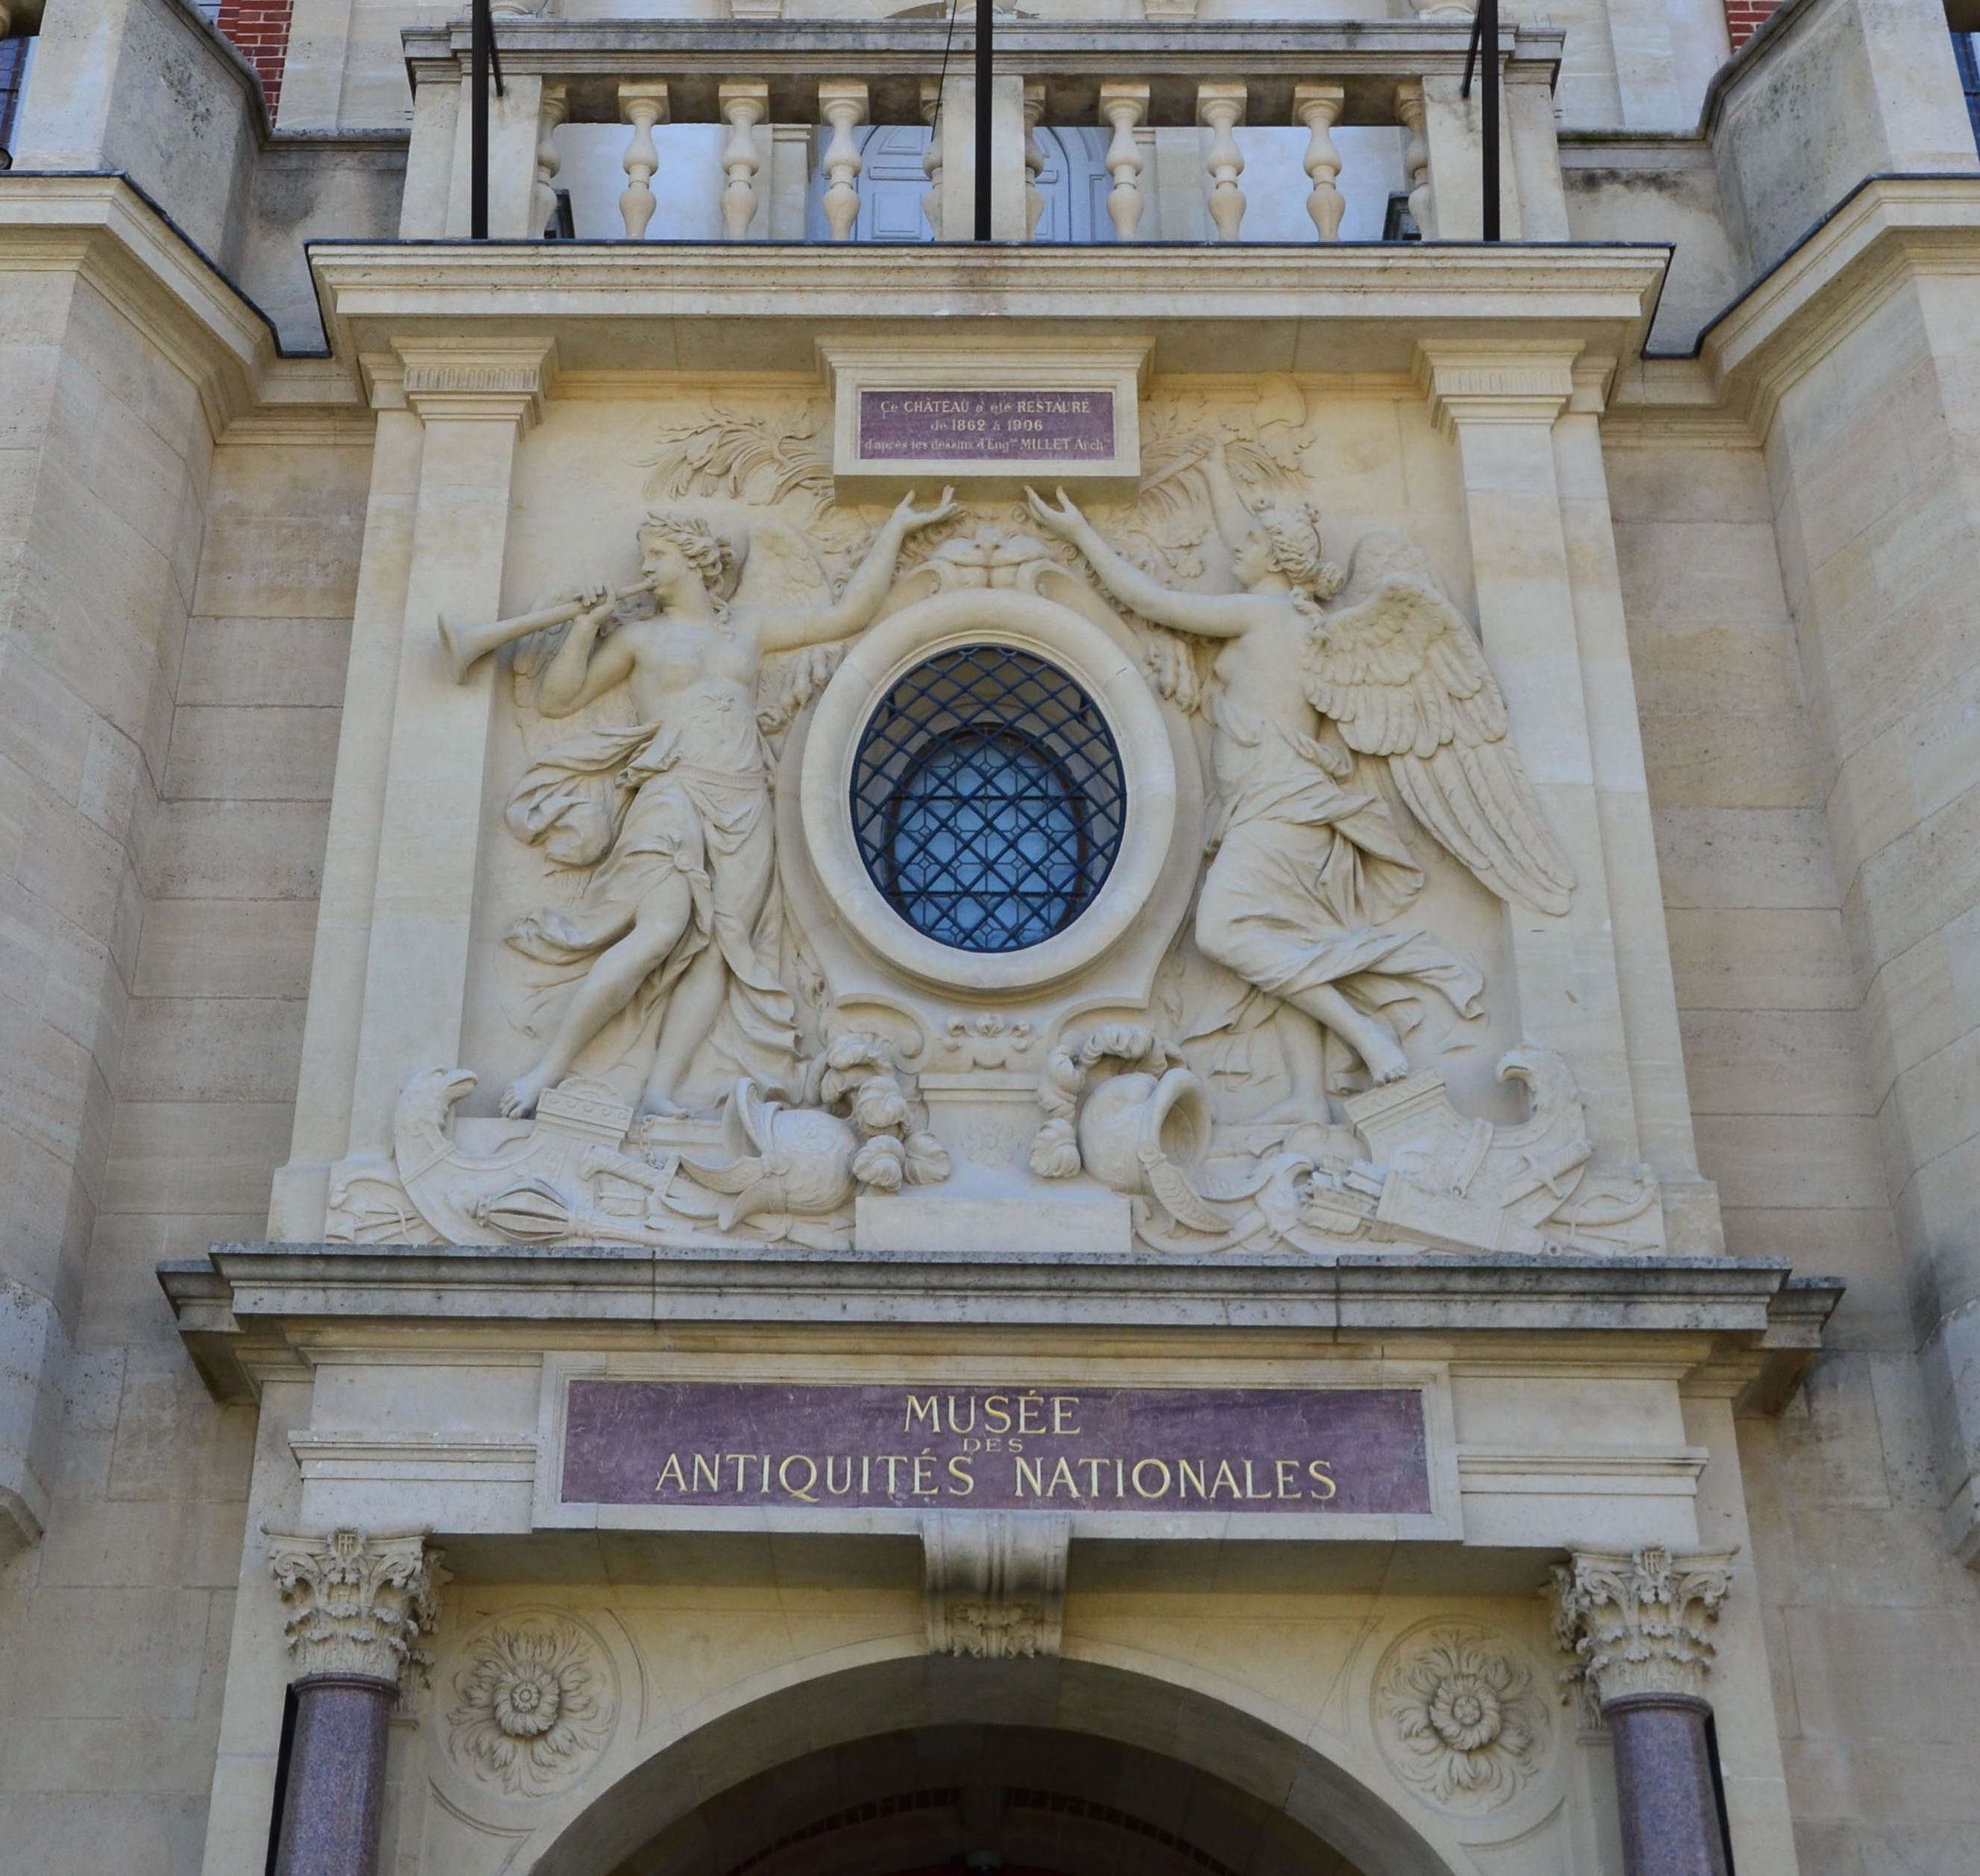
[0, 0, 1978, 1873]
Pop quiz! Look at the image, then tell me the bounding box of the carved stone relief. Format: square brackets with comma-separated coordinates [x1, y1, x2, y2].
[1550, 1546, 1736, 1717]
[1373, 1621, 1554, 1813]
[265, 1527, 446, 1689]
[327, 382, 1663, 1261]
[445, 1612, 619, 1798]
[924, 1511, 1071, 1659]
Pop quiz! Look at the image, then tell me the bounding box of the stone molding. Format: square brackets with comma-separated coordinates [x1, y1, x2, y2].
[1549, 1544, 1736, 1709]
[163, 1245, 1841, 1406]
[1414, 340, 1583, 436]
[312, 245, 1666, 384]
[923, 1511, 1070, 1658]
[265, 1527, 447, 1688]
[394, 338, 560, 429]
[1698, 175, 1980, 438]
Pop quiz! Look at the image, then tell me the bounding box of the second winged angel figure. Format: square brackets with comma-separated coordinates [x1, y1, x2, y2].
[1026, 442, 1574, 1110]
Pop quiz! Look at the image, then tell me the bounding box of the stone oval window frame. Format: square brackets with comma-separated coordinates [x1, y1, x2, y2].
[801, 587, 1178, 994]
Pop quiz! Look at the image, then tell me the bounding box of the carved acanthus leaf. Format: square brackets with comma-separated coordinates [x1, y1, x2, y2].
[1549, 1546, 1737, 1711]
[265, 1528, 446, 1688]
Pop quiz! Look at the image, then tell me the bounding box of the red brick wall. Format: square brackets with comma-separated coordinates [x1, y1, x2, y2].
[1724, 0, 1782, 49]
[215, 0, 295, 119]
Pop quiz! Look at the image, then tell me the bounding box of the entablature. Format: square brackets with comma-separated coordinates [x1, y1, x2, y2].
[162, 1241, 1838, 1411]
[306, 240, 1671, 380]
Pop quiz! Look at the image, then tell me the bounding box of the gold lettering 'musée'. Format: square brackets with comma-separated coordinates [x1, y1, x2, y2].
[902, 1390, 1081, 1436]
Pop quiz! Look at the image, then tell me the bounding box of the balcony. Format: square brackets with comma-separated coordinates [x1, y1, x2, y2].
[397, 14, 1571, 246]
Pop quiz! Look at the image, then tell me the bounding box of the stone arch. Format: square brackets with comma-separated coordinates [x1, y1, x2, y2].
[526, 1655, 1467, 1876]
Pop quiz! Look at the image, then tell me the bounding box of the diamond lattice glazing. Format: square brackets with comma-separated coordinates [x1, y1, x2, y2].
[851, 645, 1126, 953]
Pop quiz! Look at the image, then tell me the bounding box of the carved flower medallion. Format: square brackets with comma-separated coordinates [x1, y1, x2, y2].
[1374, 1623, 1551, 1813]
[447, 1614, 618, 1798]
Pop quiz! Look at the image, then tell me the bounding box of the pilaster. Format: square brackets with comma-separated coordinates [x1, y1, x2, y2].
[1416, 341, 1645, 1173]
[344, 337, 556, 1158]
[1551, 358, 1718, 1246]
[270, 360, 423, 1240]
[444, 71, 550, 238]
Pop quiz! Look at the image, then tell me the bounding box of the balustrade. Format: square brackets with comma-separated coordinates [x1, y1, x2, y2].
[400, 17, 1565, 246]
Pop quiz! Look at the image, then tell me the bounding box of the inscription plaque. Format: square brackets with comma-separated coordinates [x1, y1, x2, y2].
[561, 1380, 1431, 1516]
[858, 389, 1115, 464]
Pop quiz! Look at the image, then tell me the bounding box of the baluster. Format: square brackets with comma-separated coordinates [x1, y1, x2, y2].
[718, 81, 769, 239]
[1196, 83, 1247, 242]
[532, 81, 569, 238]
[618, 84, 669, 240]
[1098, 82, 1147, 242]
[1024, 81, 1047, 239]
[819, 81, 869, 242]
[921, 79, 945, 238]
[1293, 83, 1346, 242]
[1396, 80, 1431, 238]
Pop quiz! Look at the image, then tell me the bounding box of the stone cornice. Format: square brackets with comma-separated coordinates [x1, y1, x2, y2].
[402, 17, 1565, 116]
[309, 242, 1668, 384]
[0, 173, 274, 439]
[0, 173, 371, 438]
[1698, 174, 1980, 439]
[159, 1242, 1839, 1406]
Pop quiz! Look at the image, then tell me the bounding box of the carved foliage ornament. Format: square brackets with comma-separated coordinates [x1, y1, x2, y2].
[265, 1528, 445, 1687]
[1549, 1546, 1736, 1710]
[447, 1613, 619, 1798]
[1374, 1622, 1552, 1813]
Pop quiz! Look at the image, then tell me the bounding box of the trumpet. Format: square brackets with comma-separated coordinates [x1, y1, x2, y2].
[438, 577, 658, 684]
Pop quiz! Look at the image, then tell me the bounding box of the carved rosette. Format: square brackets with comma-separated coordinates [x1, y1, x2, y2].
[265, 1528, 445, 1687]
[1549, 1546, 1736, 1710]
[447, 1613, 619, 1798]
[1373, 1622, 1551, 1813]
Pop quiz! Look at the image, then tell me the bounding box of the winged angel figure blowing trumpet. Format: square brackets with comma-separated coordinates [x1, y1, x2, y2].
[1025, 445, 1574, 1110]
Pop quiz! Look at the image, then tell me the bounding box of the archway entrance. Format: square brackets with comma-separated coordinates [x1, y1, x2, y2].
[530, 1658, 1461, 1876]
[598, 1723, 1372, 1876]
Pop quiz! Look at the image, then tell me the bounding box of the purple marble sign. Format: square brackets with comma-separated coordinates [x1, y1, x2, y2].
[858, 389, 1115, 463]
[561, 1380, 1431, 1516]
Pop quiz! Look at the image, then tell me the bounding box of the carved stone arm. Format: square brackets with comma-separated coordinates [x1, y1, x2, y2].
[1027, 487, 1261, 641]
[757, 488, 959, 652]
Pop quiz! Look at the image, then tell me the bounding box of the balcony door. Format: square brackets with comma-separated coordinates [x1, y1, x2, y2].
[807, 125, 1112, 242]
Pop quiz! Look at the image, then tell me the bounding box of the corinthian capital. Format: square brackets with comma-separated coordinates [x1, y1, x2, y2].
[265, 1528, 446, 1687]
[1549, 1545, 1735, 1708]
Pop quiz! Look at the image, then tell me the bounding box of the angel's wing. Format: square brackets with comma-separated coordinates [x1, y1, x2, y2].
[734, 514, 834, 611]
[1305, 567, 1576, 916]
[735, 517, 849, 733]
